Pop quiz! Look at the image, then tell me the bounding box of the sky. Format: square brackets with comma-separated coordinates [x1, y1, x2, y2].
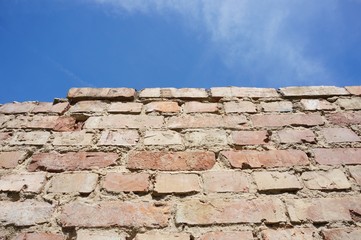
[0, 0, 361, 103]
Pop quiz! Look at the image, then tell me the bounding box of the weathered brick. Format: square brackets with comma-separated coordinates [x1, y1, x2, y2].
[0, 102, 35, 114]
[53, 116, 78, 132]
[49, 173, 98, 193]
[251, 113, 324, 127]
[0, 172, 46, 193]
[145, 101, 180, 113]
[327, 112, 361, 126]
[59, 201, 170, 228]
[346, 86, 361, 95]
[313, 148, 361, 165]
[253, 171, 302, 192]
[203, 171, 249, 192]
[261, 228, 317, 240]
[200, 231, 253, 240]
[67, 88, 135, 100]
[176, 198, 286, 225]
[144, 130, 182, 145]
[277, 129, 316, 143]
[184, 102, 218, 113]
[261, 101, 293, 112]
[211, 87, 279, 98]
[84, 115, 164, 129]
[12, 233, 65, 240]
[139, 88, 208, 98]
[28, 152, 117, 172]
[231, 130, 268, 145]
[0, 132, 11, 142]
[102, 172, 150, 193]
[53, 130, 93, 146]
[322, 228, 361, 240]
[280, 86, 349, 97]
[349, 166, 361, 185]
[0, 115, 13, 128]
[0, 151, 27, 169]
[321, 128, 360, 143]
[5, 116, 59, 129]
[221, 150, 309, 169]
[108, 102, 143, 113]
[301, 169, 350, 190]
[32, 102, 69, 114]
[69, 100, 108, 113]
[127, 151, 215, 171]
[0, 200, 53, 226]
[300, 99, 335, 111]
[77, 229, 126, 240]
[168, 115, 247, 129]
[154, 173, 200, 194]
[135, 232, 190, 240]
[224, 101, 257, 113]
[336, 98, 361, 110]
[10, 131, 50, 145]
[185, 130, 228, 146]
[98, 130, 139, 146]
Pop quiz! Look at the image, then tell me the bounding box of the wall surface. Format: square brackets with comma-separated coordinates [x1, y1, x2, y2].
[0, 86, 361, 240]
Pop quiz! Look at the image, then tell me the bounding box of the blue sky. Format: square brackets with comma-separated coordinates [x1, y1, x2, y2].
[1, 0, 361, 103]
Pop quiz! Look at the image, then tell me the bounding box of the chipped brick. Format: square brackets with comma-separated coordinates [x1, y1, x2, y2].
[336, 98, 361, 110]
[0, 102, 35, 114]
[280, 86, 349, 97]
[251, 113, 324, 127]
[10, 131, 50, 145]
[144, 130, 182, 146]
[69, 100, 108, 113]
[0, 151, 27, 169]
[68, 88, 135, 100]
[300, 99, 335, 111]
[98, 130, 139, 146]
[145, 101, 180, 113]
[327, 112, 361, 126]
[321, 128, 360, 143]
[261, 101, 293, 112]
[261, 228, 317, 240]
[301, 169, 350, 190]
[253, 171, 302, 192]
[346, 86, 361, 95]
[0, 172, 46, 193]
[322, 228, 361, 240]
[349, 166, 361, 185]
[277, 129, 316, 143]
[32, 102, 69, 114]
[84, 115, 164, 129]
[53, 130, 93, 146]
[185, 130, 228, 146]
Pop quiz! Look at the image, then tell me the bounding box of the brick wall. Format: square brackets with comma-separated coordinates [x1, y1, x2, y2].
[0, 86, 361, 239]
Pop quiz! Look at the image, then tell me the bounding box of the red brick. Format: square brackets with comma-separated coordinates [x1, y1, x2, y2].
[135, 232, 190, 240]
[168, 115, 247, 129]
[12, 233, 65, 240]
[32, 102, 69, 114]
[84, 115, 164, 129]
[322, 228, 361, 240]
[59, 201, 170, 228]
[77, 229, 126, 240]
[231, 130, 268, 145]
[69, 100, 108, 113]
[108, 102, 143, 113]
[0, 200, 53, 226]
[211, 87, 279, 98]
[221, 150, 309, 169]
[52, 130, 93, 146]
[145, 101, 180, 113]
[261, 228, 317, 240]
[313, 148, 361, 165]
[277, 129, 316, 143]
[0, 102, 35, 114]
[53, 116, 77, 132]
[102, 172, 150, 193]
[301, 169, 350, 190]
[321, 128, 360, 143]
[127, 151, 215, 171]
[327, 112, 361, 126]
[185, 130, 228, 146]
[0, 172, 46, 193]
[346, 86, 361, 95]
[253, 171, 302, 192]
[139, 88, 207, 98]
[176, 198, 286, 225]
[200, 231, 253, 240]
[98, 130, 139, 146]
[251, 113, 324, 127]
[10, 131, 50, 145]
[224, 101, 256, 113]
[183, 102, 218, 113]
[300, 99, 335, 111]
[202, 171, 249, 192]
[28, 152, 117, 172]
[0, 151, 27, 169]
[49, 173, 98, 193]
[154, 173, 200, 194]
[261, 101, 293, 112]
[67, 88, 135, 100]
[280, 86, 349, 97]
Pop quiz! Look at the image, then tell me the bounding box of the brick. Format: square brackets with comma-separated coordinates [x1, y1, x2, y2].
[183, 102, 218, 113]
[277, 129, 316, 143]
[200, 231, 253, 240]
[135, 232, 190, 240]
[251, 113, 324, 127]
[261, 228, 317, 240]
[145, 101, 180, 113]
[0, 132, 11, 142]
[0, 102, 35, 114]
[321, 128, 360, 143]
[102, 172, 150, 193]
[84, 115, 164, 129]
[222, 150, 309, 169]
[224, 101, 256, 113]
[253, 171, 302, 192]
[12, 233, 65, 240]
[28, 152, 117, 172]
[67, 88, 135, 100]
[127, 151, 215, 171]
[313, 148, 361, 165]
[336, 98, 361, 110]
[0, 172, 46, 193]
[349, 166, 361, 185]
[154, 173, 200, 194]
[69, 100, 108, 113]
[53, 130, 93, 146]
[300, 99, 335, 111]
[346, 86, 361, 95]
[176, 198, 286, 225]
[261, 101, 293, 112]
[322, 228, 361, 240]
[98, 130, 139, 146]
[144, 130, 182, 145]
[53, 116, 78, 132]
[32, 102, 69, 114]
[211, 87, 279, 98]
[108, 102, 143, 113]
[0, 115, 13, 128]
[185, 130, 228, 146]
[59, 201, 170, 228]
[77, 229, 126, 240]
[203, 171, 249, 192]
[0, 151, 27, 169]
[0, 200, 53, 226]
[139, 88, 207, 98]
[327, 112, 361, 126]
[301, 169, 350, 190]
[280, 86, 349, 97]
[49, 173, 98, 193]
[5, 116, 59, 129]
[168, 115, 247, 129]
[10, 131, 50, 145]
[231, 130, 268, 145]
